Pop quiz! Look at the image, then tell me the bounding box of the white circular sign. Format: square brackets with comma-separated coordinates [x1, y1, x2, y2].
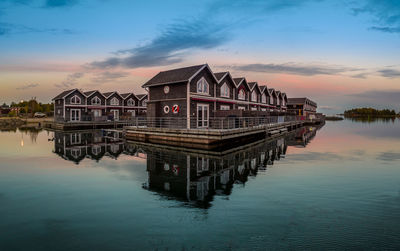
[163, 105, 170, 114]
[164, 85, 170, 94]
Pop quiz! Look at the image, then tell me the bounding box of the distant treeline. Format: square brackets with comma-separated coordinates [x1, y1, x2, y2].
[2, 99, 54, 117]
[344, 108, 398, 117]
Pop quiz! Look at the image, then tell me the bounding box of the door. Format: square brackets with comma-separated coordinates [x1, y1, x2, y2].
[111, 109, 119, 121]
[93, 109, 102, 117]
[70, 109, 80, 122]
[197, 104, 209, 128]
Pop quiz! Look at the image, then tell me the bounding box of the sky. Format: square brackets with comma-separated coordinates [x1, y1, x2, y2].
[0, 0, 399, 114]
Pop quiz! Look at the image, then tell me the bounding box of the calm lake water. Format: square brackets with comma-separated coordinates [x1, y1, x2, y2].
[1, 119, 400, 250]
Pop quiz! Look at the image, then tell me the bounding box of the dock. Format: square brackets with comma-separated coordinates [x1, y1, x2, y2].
[125, 120, 306, 150]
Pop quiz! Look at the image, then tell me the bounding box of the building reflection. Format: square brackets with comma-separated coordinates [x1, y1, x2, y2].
[53, 126, 319, 207]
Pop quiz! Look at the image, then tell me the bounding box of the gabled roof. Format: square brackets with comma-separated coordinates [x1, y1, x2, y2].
[142, 64, 218, 88]
[53, 88, 86, 100]
[268, 88, 278, 97]
[276, 90, 282, 98]
[102, 92, 114, 98]
[233, 77, 250, 89]
[102, 91, 123, 99]
[120, 93, 138, 99]
[288, 98, 317, 107]
[53, 89, 75, 100]
[214, 72, 228, 81]
[248, 82, 257, 91]
[136, 94, 147, 100]
[85, 90, 106, 98]
[259, 85, 267, 93]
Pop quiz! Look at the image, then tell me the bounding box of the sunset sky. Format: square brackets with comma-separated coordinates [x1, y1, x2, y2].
[0, 0, 399, 113]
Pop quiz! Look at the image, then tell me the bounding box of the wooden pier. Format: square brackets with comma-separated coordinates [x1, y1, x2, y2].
[125, 120, 305, 150]
[45, 121, 131, 130]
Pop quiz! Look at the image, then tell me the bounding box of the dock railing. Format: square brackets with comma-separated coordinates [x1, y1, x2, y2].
[125, 116, 299, 130]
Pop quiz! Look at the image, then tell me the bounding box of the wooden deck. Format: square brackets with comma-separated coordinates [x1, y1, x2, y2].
[45, 121, 132, 130]
[124, 121, 305, 150]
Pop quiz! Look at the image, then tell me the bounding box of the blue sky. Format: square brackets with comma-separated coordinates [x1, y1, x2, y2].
[0, 0, 399, 113]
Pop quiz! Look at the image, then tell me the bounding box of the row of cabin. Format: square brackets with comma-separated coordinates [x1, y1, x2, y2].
[142, 64, 291, 128]
[52, 89, 147, 122]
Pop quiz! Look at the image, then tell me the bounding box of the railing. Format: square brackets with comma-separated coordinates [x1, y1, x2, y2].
[125, 116, 299, 130]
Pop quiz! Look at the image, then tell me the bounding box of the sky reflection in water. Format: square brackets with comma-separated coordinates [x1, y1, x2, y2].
[0, 119, 399, 250]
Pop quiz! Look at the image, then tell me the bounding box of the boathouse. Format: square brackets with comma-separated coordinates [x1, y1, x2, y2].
[53, 89, 147, 122]
[287, 98, 317, 119]
[142, 64, 292, 129]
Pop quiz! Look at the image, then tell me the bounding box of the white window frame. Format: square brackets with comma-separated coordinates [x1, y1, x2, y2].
[127, 98, 135, 106]
[251, 91, 257, 102]
[71, 148, 81, 159]
[238, 106, 246, 110]
[238, 89, 246, 100]
[220, 82, 230, 98]
[197, 103, 209, 128]
[91, 96, 101, 105]
[262, 94, 266, 103]
[220, 105, 230, 110]
[70, 95, 81, 104]
[92, 145, 101, 155]
[70, 133, 81, 144]
[142, 99, 147, 107]
[197, 77, 209, 94]
[110, 97, 119, 106]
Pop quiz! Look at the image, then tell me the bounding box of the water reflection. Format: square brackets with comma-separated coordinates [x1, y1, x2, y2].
[53, 126, 321, 208]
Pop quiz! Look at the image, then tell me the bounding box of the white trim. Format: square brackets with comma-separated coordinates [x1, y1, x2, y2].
[196, 103, 209, 128]
[187, 81, 190, 129]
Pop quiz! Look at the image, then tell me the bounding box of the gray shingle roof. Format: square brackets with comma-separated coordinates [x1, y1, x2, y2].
[288, 98, 316, 106]
[53, 89, 76, 100]
[248, 82, 257, 90]
[214, 72, 228, 81]
[142, 64, 206, 87]
[102, 92, 114, 98]
[136, 94, 147, 100]
[259, 85, 267, 93]
[120, 93, 133, 99]
[233, 77, 245, 86]
[84, 90, 96, 96]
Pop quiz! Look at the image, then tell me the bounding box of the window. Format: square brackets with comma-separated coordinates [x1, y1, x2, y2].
[70, 95, 81, 104]
[127, 98, 135, 106]
[220, 82, 229, 98]
[71, 149, 81, 159]
[57, 109, 61, 115]
[251, 107, 257, 111]
[92, 145, 101, 155]
[262, 94, 266, 103]
[197, 77, 209, 94]
[220, 105, 230, 110]
[251, 91, 257, 102]
[91, 96, 101, 105]
[238, 89, 246, 100]
[269, 96, 274, 105]
[71, 133, 81, 145]
[238, 106, 245, 110]
[142, 100, 147, 106]
[110, 97, 119, 106]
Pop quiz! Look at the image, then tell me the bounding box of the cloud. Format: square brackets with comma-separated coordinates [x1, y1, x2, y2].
[91, 71, 129, 83]
[0, 22, 76, 36]
[348, 89, 400, 104]
[55, 72, 84, 88]
[352, 0, 400, 33]
[378, 68, 400, 78]
[377, 152, 400, 162]
[89, 18, 229, 69]
[227, 63, 361, 76]
[16, 83, 39, 90]
[88, 0, 321, 69]
[44, 0, 78, 8]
